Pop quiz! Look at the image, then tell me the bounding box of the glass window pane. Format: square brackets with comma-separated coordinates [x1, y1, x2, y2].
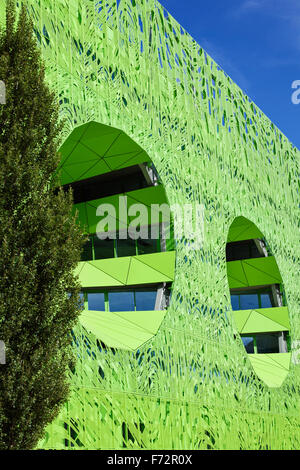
[88, 293, 105, 311]
[81, 237, 93, 261]
[116, 237, 136, 257]
[109, 291, 135, 312]
[235, 243, 250, 260]
[137, 237, 158, 255]
[226, 240, 263, 262]
[249, 241, 262, 259]
[231, 295, 240, 311]
[135, 290, 157, 311]
[93, 235, 115, 260]
[241, 336, 254, 354]
[239, 294, 259, 310]
[256, 333, 279, 354]
[260, 293, 273, 308]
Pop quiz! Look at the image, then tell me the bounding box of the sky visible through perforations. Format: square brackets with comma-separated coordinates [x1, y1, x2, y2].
[160, 0, 300, 150]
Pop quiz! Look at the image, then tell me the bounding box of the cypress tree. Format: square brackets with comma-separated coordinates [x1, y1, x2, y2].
[0, 1, 84, 449]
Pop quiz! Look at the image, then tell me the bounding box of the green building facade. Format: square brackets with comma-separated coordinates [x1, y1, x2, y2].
[1, 0, 300, 450]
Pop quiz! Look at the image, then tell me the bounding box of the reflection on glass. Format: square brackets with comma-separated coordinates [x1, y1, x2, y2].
[135, 290, 157, 311]
[260, 293, 273, 308]
[137, 238, 158, 255]
[94, 235, 114, 260]
[116, 237, 136, 257]
[81, 237, 93, 261]
[256, 333, 279, 354]
[109, 291, 135, 312]
[241, 336, 254, 354]
[88, 293, 105, 311]
[239, 294, 259, 310]
[231, 295, 240, 311]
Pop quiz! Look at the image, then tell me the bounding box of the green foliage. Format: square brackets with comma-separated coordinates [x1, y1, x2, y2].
[0, 0, 84, 450]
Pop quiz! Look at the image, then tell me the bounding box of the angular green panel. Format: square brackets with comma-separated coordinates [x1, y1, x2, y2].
[258, 307, 290, 330]
[104, 151, 149, 171]
[248, 354, 291, 388]
[79, 310, 165, 350]
[233, 307, 290, 334]
[114, 310, 166, 334]
[78, 252, 175, 287]
[64, 160, 100, 181]
[266, 352, 291, 370]
[133, 252, 176, 280]
[84, 199, 127, 234]
[228, 217, 264, 242]
[79, 262, 124, 288]
[241, 310, 289, 334]
[83, 133, 120, 156]
[58, 124, 152, 184]
[64, 141, 99, 166]
[58, 139, 78, 166]
[103, 150, 140, 166]
[105, 134, 143, 157]
[65, 122, 89, 142]
[77, 159, 112, 180]
[227, 256, 282, 289]
[88, 258, 131, 285]
[80, 122, 119, 140]
[85, 194, 122, 211]
[227, 261, 249, 288]
[127, 185, 168, 207]
[127, 257, 173, 285]
[74, 263, 85, 278]
[231, 310, 252, 332]
[243, 257, 282, 284]
[60, 168, 75, 185]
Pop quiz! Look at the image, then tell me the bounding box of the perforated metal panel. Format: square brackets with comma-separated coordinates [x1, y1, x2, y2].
[1, 0, 299, 450]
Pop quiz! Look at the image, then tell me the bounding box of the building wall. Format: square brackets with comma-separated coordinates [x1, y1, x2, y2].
[1, 0, 300, 449]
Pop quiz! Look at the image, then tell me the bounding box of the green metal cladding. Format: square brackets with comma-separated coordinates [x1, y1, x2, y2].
[1, 0, 300, 450]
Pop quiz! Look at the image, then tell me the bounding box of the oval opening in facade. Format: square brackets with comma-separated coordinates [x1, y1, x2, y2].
[226, 216, 291, 388]
[58, 121, 175, 351]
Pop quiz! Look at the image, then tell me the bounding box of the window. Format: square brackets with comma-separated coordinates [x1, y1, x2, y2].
[79, 225, 169, 262]
[241, 336, 254, 354]
[231, 295, 240, 311]
[260, 293, 273, 308]
[94, 235, 115, 260]
[116, 235, 136, 258]
[135, 290, 157, 311]
[109, 291, 135, 312]
[64, 164, 150, 205]
[84, 285, 170, 312]
[88, 293, 105, 311]
[240, 332, 288, 354]
[226, 239, 264, 262]
[137, 237, 159, 256]
[240, 294, 259, 310]
[256, 333, 280, 354]
[231, 288, 275, 311]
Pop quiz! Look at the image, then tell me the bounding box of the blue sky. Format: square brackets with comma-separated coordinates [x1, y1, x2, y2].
[160, 0, 300, 150]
